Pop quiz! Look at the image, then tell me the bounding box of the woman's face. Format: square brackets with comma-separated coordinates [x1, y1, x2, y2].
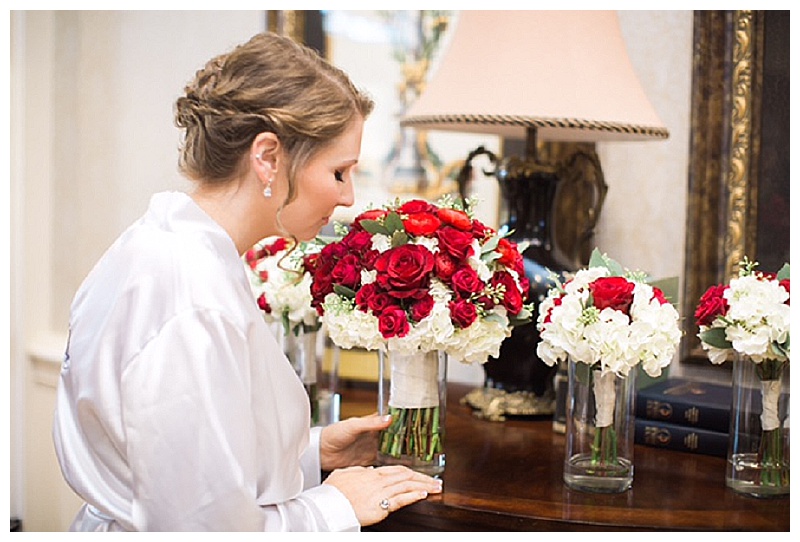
[277, 117, 364, 241]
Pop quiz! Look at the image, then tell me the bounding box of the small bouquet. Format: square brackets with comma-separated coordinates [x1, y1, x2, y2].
[305, 195, 532, 463]
[695, 258, 790, 490]
[695, 257, 790, 364]
[537, 250, 682, 469]
[244, 237, 321, 337]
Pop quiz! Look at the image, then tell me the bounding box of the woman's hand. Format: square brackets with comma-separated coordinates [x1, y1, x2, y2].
[323, 465, 443, 526]
[319, 413, 391, 471]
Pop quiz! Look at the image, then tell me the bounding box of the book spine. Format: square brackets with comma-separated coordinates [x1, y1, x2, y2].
[635, 393, 730, 433]
[634, 419, 728, 457]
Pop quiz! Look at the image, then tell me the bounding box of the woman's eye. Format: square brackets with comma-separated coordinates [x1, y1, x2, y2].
[334, 170, 345, 183]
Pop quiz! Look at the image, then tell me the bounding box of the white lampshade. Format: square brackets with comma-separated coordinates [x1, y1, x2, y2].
[403, 11, 669, 142]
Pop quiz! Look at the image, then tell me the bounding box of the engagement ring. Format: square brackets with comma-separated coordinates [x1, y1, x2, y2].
[379, 498, 390, 511]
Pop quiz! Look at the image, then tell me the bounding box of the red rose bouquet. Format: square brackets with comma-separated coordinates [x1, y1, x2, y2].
[305, 196, 532, 466]
[306, 196, 532, 362]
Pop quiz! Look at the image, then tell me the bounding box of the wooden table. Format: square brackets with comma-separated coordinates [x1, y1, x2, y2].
[340, 382, 790, 531]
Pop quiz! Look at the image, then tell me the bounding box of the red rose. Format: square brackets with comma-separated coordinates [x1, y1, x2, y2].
[496, 238, 522, 268]
[434, 252, 458, 282]
[491, 271, 523, 315]
[265, 237, 288, 255]
[257, 293, 271, 314]
[331, 254, 361, 290]
[543, 295, 563, 324]
[378, 306, 410, 338]
[780, 279, 790, 305]
[354, 282, 378, 311]
[403, 212, 441, 236]
[437, 207, 472, 231]
[471, 219, 489, 238]
[343, 230, 374, 254]
[449, 299, 478, 328]
[436, 226, 474, 261]
[589, 276, 635, 315]
[410, 293, 435, 322]
[353, 209, 389, 230]
[651, 286, 669, 305]
[399, 199, 436, 214]
[367, 291, 395, 314]
[374, 244, 434, 298]
[694, 284, 729, 326]
[451, 266, 484, 297]
[244, 247, 266, 268]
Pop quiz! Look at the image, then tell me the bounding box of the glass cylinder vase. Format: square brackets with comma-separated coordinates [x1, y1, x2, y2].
[726, 354, 789, 498]
[377, 349, 446, 478]
[284, 327, 340, 427]
[563, 360, 636, 493]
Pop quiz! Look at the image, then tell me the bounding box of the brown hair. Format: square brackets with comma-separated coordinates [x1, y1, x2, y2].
[174, 32, 374, 205]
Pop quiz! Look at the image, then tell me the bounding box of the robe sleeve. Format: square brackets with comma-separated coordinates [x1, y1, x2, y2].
[120, 309, 359, 531]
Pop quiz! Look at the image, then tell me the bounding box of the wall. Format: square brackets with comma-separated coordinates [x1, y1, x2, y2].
[9, 10, 693, 530]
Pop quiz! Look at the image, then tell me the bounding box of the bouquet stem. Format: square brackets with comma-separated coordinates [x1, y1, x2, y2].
[379, 406, 443, 461]
[590, 370, 620, 469]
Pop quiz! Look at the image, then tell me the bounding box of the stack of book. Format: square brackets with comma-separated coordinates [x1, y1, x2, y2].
[634, 377, 731, 457]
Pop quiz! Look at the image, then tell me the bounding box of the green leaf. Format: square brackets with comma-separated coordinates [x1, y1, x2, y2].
[481, 252, 501, 265]
[391, 230, 409, 248]
[481, 235, 500, 254]
[649, 276, 679, 307]
[777, 263, 790, 281]
[384, 211, 405, 234]
[699, 327, 732, 349]
[588, 248, 625, 276]
[360, 219, 389, 236]
[333, 284, 357, 299]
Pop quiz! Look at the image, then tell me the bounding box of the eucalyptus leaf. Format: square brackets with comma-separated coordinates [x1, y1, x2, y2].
[481, 236, 500, 254]
[481, 252, 501, 265]
[333, 284, 357, 299]
[360, 220, 389, 236]
[483, 313, 505, 324]
[588, 248, 624, 276]
[384, 211, 405, 234]
[699, 327, 732, 349]
[777, 263, 790, 281]
[391, 230, 409, 248]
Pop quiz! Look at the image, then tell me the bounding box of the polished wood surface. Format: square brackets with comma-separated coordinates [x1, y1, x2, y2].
[340, 382, 789, 531]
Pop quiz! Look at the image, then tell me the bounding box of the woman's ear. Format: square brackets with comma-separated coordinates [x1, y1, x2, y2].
[250, 132, 281, 176]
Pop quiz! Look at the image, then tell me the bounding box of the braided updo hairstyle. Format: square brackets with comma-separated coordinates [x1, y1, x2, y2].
[174, 32, 374, 204]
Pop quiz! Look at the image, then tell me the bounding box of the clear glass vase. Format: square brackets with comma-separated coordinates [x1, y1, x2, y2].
[377, 349, 446, 478]
[563, 360, 635, 493]
[727, 354, 789, 498]
[284, 327, 340, 427]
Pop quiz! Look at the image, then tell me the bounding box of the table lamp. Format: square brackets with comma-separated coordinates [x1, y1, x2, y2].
[402, 10, 669, 420]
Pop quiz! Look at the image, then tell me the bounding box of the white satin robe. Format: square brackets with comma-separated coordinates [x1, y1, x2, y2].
[52, 191, 359, 531]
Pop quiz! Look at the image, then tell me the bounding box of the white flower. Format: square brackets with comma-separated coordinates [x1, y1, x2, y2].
[245, 238, 320, 334]
[536, 259, 681, 380]
[697, 262, 791, 364]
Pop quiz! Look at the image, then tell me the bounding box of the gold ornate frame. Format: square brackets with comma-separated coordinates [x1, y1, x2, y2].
[681, 10, 765, 362]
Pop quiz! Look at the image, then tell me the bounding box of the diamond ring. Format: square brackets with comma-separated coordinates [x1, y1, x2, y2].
[379, 498, 390, 511]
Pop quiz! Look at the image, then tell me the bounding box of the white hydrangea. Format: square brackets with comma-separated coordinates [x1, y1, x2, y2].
[715, 274, 790, 362]
[536, 267, 681, 379]
[246, 243, 318, 332]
